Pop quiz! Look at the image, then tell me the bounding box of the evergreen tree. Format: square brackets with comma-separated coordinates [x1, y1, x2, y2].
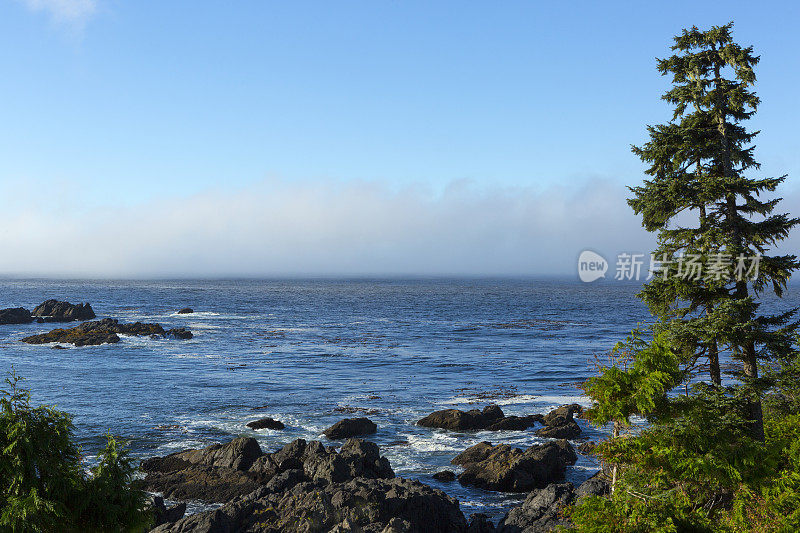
[628, 22, 799, 440]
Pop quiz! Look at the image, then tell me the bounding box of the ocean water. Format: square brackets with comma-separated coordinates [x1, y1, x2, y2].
[1, 278, 796, 520]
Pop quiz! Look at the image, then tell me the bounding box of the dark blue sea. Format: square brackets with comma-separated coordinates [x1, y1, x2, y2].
[1, 278, 796, 519]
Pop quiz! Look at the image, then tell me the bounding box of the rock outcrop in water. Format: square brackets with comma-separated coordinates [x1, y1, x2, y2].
[323, 417, 377, 439]
[246, 417, 285, 430]
[141, 436, 394, 503]
[150, 476, 467, 533]
[496, 473, 610, 532]
[0, 307, 35, 325]
[451, 439, 577, 492]
[32, 300, 96, 322]
[177, 307, 194, 314]
[20, 318, 193, 346]
[534, 404, 583, 439]
[417, 405, 543, 432]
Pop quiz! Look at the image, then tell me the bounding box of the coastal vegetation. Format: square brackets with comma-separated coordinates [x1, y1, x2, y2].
[571, 23, 800, 532]
[0, 369, 150, 532]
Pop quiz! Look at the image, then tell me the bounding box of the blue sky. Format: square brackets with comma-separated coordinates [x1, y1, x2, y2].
[1, 1, 799, 276]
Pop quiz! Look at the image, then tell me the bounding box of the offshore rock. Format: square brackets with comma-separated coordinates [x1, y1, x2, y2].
[32, 300, 96, 322]
[0, 307, 34, 325]
[323, 417, 377, 439]
[452, 440, 576, 492]
[21, 318, 192, 346]
[417, 405, 542, 432]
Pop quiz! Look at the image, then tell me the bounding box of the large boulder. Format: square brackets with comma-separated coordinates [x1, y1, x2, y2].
[535, 404, 583, 440]
[323, 417, 377, 439]
[32, 300, 96, 322]
[452, 440, 576, 492]
[20, 318, 192, 346]
[246, 417, 285, 430]
[0, 307, 34, 325]
[417, 405, 543, 432]
[177, 308, 194, 314]
[141, 437, 394, 504]
[497, 483, 574, 532]
[150, 476, 467, 533]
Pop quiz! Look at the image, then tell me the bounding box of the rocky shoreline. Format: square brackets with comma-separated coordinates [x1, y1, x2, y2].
[1, 299, 193, 346]
[141, 403, 608, 532]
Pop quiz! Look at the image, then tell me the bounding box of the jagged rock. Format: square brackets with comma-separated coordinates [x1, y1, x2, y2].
[148, 495, 187, 527]
[542, 404, 582, 427]
[496, 473, 610, 532]
[20, 318, 192, 346]
[433, 470, 456, 482]
[166, 328, 193, 340]
[0, 307, 34, 325]
[177, 308, 194, 314]
[323, 417, 377, 439]
[452, 440, 576, 492]
[497, 482, 575, 532]
[150, 477, 468, 533]
[141, 437, 393, 504]
[246, 417, 285, 430]
[32, 300, 96, 322]
[575, 472, 610, 499]
[535, 419, 581, 439]
[468, 513, 497, 533]
[418, 405, 542, 432]
[535, 404, 583, 440]
[488, 415, 543, 431]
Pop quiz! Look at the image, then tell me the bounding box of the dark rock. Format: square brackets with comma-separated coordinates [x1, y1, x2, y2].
[575, 471, 610, 499]
[488, 415, 543, 431]
[150, 476, 467, 533]
[177, 308, 194, 314]
[20, 318, 192, 346]
[166, 327, 193, 340]
[542, 404, 582, 427]
[497, 482, 575, 532]
[468, 513, 497, 533]
[52, 345, 67, 350]
[32, 300, 96, 322]
[148, 495, 187, 527]
[418, 405, 544, 432]
[535, 419, 581, 439]
[0, 307, 34, 325]
[453, 440, 576, 492]
[246, 417, 285, 430]
[433, 470, 456, 482]
[323, 417, 377, 439]
[142, 436, 394, 504]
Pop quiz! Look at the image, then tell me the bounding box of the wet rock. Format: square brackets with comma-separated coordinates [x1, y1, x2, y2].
[433, 470, 456, 482]
[535, 404, 583, 440]
[166, 328, 193, 340]
[542, 404, 582, 427]
[488, 415, 543, 431]
[177, 308, 194, 314]
[20, 318, 192, 346]
[575, 472, 610, 499]
[148, 495, 187, 527]
[323, 417, 377, 439]
[535, 419, 581, 439]
[452, 440, 576, 493]
[468, 513, 497, 533]
[418, 405, 543, 432]
[150, 477, 467, 533]
[32, 300, 96, 322]
[246, 417, 285, 430]
[0, 307, 34, 325]
[497, 482, 575, 532]
[142, 436, 394, 504]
